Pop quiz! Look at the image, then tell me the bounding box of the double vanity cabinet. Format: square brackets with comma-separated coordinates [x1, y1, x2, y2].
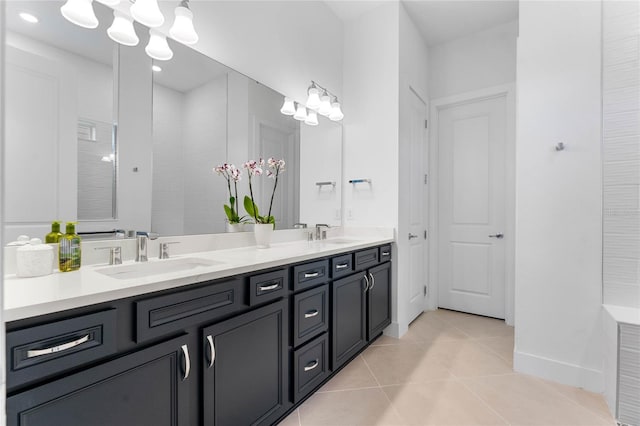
[5, 243, 392, 426]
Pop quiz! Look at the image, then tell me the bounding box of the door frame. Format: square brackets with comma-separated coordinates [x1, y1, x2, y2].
[428, 83, 516, 326]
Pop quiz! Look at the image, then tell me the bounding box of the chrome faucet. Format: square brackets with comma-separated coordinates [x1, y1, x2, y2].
[159, 241, 180, 259]
[136, 232, 159, 262]
[315, 224, 330, 240]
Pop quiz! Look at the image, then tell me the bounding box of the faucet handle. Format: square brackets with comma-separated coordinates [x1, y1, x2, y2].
[159, 241, 180, 259]
[95, 246, 122, 265]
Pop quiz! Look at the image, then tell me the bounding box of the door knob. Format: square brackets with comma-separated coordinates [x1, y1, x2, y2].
[408, 233, 419, 240]
[488, 233, 504, 239]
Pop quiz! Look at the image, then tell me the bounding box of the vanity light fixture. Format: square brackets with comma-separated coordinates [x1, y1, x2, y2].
[169, 0, 198, 45]
[306, 82, 322, 110]
[329, 96, 344, 121]
[304, 110, 319, 126]
[19, 12, 39, 24]
[97, 0, 120, 6]
[146, 29, 173, 61]
[318, 90, 332, 116]
[60, 0, 99, 29]
[280, 97, 296, 116]
[130, 0, 164, 28]
[107, 9, 139, 46]
[293, 104, 308, 121]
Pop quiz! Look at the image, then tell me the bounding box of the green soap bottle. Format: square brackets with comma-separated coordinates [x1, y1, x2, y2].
[45, 221, 63, 243]
[59, 222, 81, 272]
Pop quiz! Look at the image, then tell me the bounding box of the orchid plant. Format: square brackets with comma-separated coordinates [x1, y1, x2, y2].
[214, 163, 246, 224]
[243, 158, 286, 226]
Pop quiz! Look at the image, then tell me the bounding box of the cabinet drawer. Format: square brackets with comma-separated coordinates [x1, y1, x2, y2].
[248, 269, 287, 306]
[379, 245, 392, 262]
[7, 309, 117, 389]
[293, 284, 329, 347]
[331, 253, 353, 279]
[354, 248, 379, 270]
[136, 278, 245, 343]
[293, 333, 329, 403]
[293, 259, 329, 292]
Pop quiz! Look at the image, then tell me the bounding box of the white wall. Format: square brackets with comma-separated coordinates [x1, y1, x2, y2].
[428, 20, 517, 100]
[299, 120, 343, 227]
[342, 2, 400, 228]
[515, 1, 603, 392]
[183, 77, 228, 234]
[396, 4, 429, 334]
[152, 84, 185, 236]
[155, 0, 344, 106]
[0, 2, 6, 421]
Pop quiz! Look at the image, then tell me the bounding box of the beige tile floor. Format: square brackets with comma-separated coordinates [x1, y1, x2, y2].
[279, 309, 615, 426]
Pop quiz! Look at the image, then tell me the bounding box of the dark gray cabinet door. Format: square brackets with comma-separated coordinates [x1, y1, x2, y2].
[331, 273, 367, 370]
[367, 262, 392, 340]
[6, 334, 191, 426]
[202, 299, 289, 426]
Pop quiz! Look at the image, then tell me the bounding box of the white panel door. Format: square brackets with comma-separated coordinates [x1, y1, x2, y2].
[253, 121, 296, 229]
[4, 46, 77, 239]
[407, 89, 427, 323]
[437, 95, 507, 318]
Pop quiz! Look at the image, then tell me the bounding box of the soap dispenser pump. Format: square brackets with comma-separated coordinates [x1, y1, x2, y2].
[45, 221, 63, 243]
[59, 222, 81, 272]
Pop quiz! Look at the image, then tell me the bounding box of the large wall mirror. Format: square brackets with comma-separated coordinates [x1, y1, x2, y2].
[3, 0, 343, 242]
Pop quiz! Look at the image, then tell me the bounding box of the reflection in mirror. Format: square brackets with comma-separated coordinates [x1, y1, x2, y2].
[4, 0, 117, 241]
[3, 0, 343, 243]
[151, 40, 301, 235]
[77, 119, 117, 220]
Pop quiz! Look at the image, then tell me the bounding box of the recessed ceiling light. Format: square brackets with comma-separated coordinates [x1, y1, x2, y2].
[19, 12, 39, 24]
[152, 65, 162, 72]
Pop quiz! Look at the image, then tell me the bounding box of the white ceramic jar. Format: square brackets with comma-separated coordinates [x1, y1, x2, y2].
[16, 238, 55, 278]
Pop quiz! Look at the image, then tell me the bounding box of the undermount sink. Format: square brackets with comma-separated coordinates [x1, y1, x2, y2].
[321, 238, 361, 245]
[95, 257, 221, 280]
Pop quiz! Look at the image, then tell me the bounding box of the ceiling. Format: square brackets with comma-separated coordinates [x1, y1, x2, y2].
[325, 0, 519, 46]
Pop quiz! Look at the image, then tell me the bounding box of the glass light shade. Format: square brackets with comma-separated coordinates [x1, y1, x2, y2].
[96, 0, 120, 5]
[329, 101, 344, 121]
[60, 0, 98, 29]
[306, 86, 321, 109]
[107, 10, 139, 46]
[131, 0, 164, 28]
[318, 93, 332, 116]
[293, 104, 307, 121]
[145, 29, 173, 61]
[169, 5, 198, 45]
[304, 110, 319, 126]
[280, 97, 296, 116]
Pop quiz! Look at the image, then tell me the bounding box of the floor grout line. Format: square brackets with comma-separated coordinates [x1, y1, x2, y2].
[456, 377, 513, 426]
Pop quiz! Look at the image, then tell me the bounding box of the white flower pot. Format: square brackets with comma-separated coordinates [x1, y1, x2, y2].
[226, 223, 246, 233]
[253, 223, 274, 248]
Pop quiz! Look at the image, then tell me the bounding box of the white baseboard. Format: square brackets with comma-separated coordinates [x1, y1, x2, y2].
[384, 321, 408, 339]
[513, 349, 604, 393]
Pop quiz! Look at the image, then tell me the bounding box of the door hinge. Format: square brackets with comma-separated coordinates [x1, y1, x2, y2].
[424, 285, 428, 296]
[424, 230, 427, 239]
[424, 119, 428, 129]
[424, 174, 428, 184]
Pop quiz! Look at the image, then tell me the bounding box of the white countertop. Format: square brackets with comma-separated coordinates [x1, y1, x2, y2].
[4, 231, 394, 322]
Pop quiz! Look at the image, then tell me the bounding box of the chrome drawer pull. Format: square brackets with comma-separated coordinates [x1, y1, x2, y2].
[304, 359, 319, 372]
[369, 273, 375, 290]
[381, 251, 390, 256]
[304, 272, 320, 278]
[27, 334, 90, 358]
[259, 282, 280, 291]
[181, 344, 191, 380]
[335, 263, 349, 270]
[363, 274, 370, 292]
[206, 335, 215, 368]
[304, 310, 319, 319]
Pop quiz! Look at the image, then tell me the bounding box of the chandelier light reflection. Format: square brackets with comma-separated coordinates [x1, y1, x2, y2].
[280, 81, 344, 126]
[60, 0, 198, 61]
